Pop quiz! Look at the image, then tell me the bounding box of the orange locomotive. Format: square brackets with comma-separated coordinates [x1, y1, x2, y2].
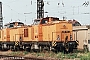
[0, 17, 78, 52]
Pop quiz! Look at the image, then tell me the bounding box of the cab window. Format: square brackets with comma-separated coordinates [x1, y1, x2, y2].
[24, 29, 28, 37]
[41, 20, 48, 24]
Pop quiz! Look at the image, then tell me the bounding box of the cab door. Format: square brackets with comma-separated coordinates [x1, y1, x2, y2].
[61, 31, 71, 42]
[7, 29, 10, 41]
[38, 25, 43, 41]
[15, 34, 23, 42]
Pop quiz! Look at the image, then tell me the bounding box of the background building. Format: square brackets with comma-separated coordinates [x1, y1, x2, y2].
[73, 25, 90, 50]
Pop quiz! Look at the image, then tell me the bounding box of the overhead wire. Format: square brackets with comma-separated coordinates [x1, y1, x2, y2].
[2, 3, 27, 23]
[3, 0, 89, 13]
[45, 2, 89, 18]
[2, 0, 90, 23]
[3, 0, 21, 4]
[2, 1, 36, 19]
[3, 0, 87, 16]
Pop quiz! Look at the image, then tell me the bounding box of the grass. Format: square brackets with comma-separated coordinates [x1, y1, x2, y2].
[36, 51, 55, 57]
[6, 49, 90, 60]
[23, 51, 29, 55]
[56, 52, 78, 59]
[8, 51, 29, 56]
[29, 51, 90, 59]
[35, 52, 79, 59]
[80, 53, 90, 60]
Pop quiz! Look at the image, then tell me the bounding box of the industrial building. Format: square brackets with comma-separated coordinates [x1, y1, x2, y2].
[73, 25, 90, 51]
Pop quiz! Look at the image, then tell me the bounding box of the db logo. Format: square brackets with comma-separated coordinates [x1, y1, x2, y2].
[63, 25, 66, 28]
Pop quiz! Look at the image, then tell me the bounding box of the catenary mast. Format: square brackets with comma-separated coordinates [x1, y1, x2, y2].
[0, 2, 3, 29]
[37, 0, 44, 19]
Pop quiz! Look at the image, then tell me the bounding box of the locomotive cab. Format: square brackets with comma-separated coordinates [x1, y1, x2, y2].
[33, 19, 40, 25]
[4, 22, 24, 28]
[40, 17, 59, 24]
[33, 17, 60, 25]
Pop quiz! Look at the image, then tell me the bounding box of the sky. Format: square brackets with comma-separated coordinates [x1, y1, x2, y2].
[0, 0, 90, 25]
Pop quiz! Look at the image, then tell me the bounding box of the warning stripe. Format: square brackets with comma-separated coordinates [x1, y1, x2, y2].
[15, 41, 19, 46]
[52, 41, 57, 47]
[76, 41, 79, 44]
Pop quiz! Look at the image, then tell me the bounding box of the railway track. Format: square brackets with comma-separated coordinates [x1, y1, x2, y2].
[0, 55, 45, 60]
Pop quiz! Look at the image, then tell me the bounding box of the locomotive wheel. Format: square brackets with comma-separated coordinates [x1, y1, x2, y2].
[1, 44, 8, 51]
[10, 46, 14, 51]
[39, 46, 49, 52]
[25, 46, 31, 52]
[11, 46, 19, 51]
[15, 47, 20, 51]
[68, 48, 73, 53]
[0, 45, 2, 50]
[39, 46, 42, 52]
[25, 48, 30, 52]
[62, 47, 68, 54]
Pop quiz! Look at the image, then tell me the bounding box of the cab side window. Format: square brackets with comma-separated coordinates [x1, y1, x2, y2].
[41, 20, 48, 24]
[57, 35, 60, 40]
[24, 29, 28, 37]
